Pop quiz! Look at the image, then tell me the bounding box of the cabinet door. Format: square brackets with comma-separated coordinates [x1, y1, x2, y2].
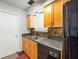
[53, 1, 63, 27]
[44, 4, 52, 28]
[22, 38, 31, 57]
[31, 41, 38, 59]
[25, 39, 31, 57]
[22, 38, 26, 52]
[27, 15, 31, 28]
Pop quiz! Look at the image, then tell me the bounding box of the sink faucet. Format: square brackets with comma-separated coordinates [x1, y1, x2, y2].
[40, 34, 43, 37]
[34, 32, 38, 39]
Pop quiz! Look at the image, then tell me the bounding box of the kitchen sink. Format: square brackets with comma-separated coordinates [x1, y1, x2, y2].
[26, 35, 47, 41]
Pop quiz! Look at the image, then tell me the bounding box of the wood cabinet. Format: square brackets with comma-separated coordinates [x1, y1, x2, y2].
[44, 1, 63, 28]
[22, 38, 26, 52]
[22, 38, 38, 59]
[52, 0, 71, 27]
[43, 0, 71, 28]
[44, 4, 53, 28]
[53, 1, 63, 27]
[22, 38, 31, 57]
[25, 38, 31, 57]
[31, 41, 38, 59]
[27, 15, 31, 28]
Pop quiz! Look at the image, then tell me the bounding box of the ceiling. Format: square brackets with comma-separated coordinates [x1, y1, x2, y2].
[0, 0, 40, 10]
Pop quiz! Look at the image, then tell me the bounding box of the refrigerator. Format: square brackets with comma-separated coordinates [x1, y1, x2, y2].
[63, 0, 78, 59]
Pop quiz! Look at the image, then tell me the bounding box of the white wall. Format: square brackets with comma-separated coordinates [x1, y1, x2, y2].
[0, 1, 28, 34]
[0, 1, 28, 52]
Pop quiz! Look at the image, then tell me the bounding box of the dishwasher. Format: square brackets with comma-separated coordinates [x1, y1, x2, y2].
[38, 44, 61, 59]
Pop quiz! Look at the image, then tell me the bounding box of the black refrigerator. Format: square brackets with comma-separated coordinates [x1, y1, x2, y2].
[63, 0, 78, 59]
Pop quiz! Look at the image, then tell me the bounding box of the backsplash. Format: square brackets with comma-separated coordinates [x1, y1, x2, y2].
[48, 27, 64, 40]
[34, 31, 48, 37]
[29, 27, 64, 40]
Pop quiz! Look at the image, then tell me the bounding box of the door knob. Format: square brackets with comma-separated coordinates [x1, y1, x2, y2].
[16, 35, 18, 37]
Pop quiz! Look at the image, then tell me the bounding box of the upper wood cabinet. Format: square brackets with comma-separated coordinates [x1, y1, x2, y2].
[44, 4, 53, 28]
[53, 0, 71, 27]
[27, 15, 31, 28]
[53, 1, 63, 27]
[44, 0, 63, 27]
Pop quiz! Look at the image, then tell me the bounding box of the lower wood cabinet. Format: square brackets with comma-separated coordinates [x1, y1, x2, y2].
[22, 38, 26, 52]
[31, 41, 38, 59]
[22, 38, 31, 57]
[22, 38, 38, 59]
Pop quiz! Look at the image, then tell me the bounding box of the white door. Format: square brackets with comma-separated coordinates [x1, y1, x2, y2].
[0, 11, 19, 58]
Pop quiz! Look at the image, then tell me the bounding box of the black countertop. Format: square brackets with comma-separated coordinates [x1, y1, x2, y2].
[22, 34, 63, 51]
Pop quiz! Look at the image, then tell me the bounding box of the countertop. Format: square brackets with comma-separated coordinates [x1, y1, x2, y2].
[22, 34, 63, 51]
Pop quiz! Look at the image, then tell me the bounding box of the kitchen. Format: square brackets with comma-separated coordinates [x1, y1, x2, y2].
[0, 0, 78, 59]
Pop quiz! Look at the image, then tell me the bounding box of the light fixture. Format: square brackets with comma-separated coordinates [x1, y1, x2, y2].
[28, 0, 35, 5]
